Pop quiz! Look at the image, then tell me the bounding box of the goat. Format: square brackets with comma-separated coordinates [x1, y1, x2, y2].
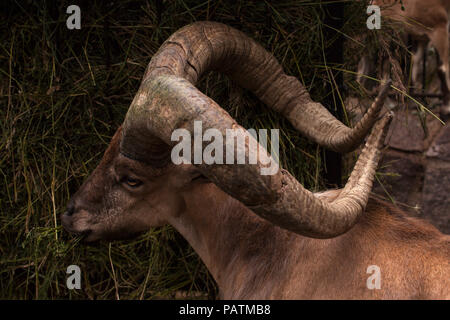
[62, 22, 449, 299]
[358, 0, 450, 117]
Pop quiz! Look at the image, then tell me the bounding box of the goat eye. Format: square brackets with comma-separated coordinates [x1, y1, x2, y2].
[123, 177, 142, 188]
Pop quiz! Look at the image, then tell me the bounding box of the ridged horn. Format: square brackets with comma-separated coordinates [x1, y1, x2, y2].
[121, 21, 392, 238]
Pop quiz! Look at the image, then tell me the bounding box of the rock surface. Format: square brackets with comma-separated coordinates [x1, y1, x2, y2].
[385, 111, 426, 152]
[373, 151, 423, 207]
[422, 164, 450, 233]
[426, 124, 450, 161]
[347, 98, 449, 234]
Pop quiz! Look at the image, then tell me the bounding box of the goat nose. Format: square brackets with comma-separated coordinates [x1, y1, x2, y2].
[66, 199, 76, 216]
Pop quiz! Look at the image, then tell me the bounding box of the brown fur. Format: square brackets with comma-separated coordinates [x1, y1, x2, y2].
[180, 184, 449, 299]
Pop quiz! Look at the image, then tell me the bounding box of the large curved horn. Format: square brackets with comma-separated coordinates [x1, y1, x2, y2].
[121, 22, 392, 238]
[139, 21, 389, 152]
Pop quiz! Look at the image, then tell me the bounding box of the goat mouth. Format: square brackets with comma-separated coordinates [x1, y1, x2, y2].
[78, 229, 92, 238]
[60, 212, 95, 241]
[81, 230, 102, 243]
[66, 228, 93, 241]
